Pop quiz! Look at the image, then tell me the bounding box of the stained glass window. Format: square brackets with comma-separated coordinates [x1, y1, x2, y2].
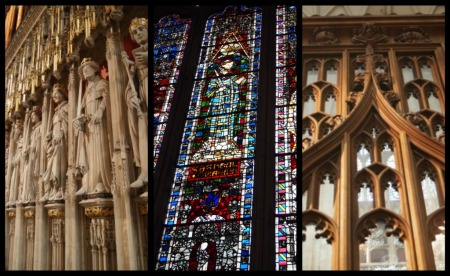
[154, 15, 191, 171]
[275, 5, 297, 271]
[156, 6, 262, 271]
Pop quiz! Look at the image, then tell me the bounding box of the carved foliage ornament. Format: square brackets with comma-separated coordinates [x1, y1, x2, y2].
[48, 209, 65, 218]
[352, 23, 388, 45]
[395, 26, 431, 44]
[310, 27, 339, 45]
[84, 206, 115, 217]
[24, 210, 35, 219]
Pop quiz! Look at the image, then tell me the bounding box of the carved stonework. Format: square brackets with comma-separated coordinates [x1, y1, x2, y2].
[24, 210, 35, 219]
[346, 91, 364, 108]
[352, 23, 388, 45]
[8, 211, 16, 218]
[302, 211, 336, 244]
[84, 206, 115, 217]
[309, 27, 339, 45]
[48, 208, 65, 218]
[356, 213, 407, 244]
[404, 113, 426, 128]
[395, 26, 431, 43]
[383, 91, 400, 107]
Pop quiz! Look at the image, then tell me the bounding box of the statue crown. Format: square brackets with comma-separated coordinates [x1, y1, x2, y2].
[129, 17, 148, 33]
[81, 57, 94, 66]
[53, 83, 65, 92]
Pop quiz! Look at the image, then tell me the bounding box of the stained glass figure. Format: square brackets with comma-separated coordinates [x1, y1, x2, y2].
[275, 5, 297, 271]
[154, 15, 191, 171]
[156, 6, 262, 271]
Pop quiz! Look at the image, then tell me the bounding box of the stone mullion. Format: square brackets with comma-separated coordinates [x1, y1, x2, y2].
[398, 132, 434, 270]
[338, 132, 352, 270]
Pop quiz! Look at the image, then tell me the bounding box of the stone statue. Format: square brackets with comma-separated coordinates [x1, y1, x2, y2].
[19, 107, 43, 204]
[74, 57, 113, 195]
[122, 17, 148, 188]
[41, 84, 69, 202]
[7, 121, 24, 205]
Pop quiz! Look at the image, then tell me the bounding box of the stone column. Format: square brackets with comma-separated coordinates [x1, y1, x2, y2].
[24, 208, 36, 270]
[34, 86, 51, 270]
[12, 203, 26, 270]
[80, 199, 116, 270]
[6, 209, 16, 270]
[46, 204, 65, 270]
[137, 197, 148, 270]
[104, 9, 140, 270]
[65, 56, 83, 270]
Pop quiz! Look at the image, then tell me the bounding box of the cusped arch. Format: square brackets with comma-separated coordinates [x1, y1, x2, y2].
[355, 209, 410, 244]
[398, 57, 416, 84]
[423, 82, 444, 113]
[316, 160, 339, 184]
[429, 112, 445, 140]
[426, 207, 445, 241]
[302, 210, 337, 244]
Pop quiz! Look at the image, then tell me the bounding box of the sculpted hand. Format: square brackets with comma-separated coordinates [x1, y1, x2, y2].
[128, 96, 141, 110]
[135, 52, 148, 65]
[92, 109, 104, 124]
[121, 51, 134, 66]
[73, 115, 86, 131]
[54, 131, 64, 144]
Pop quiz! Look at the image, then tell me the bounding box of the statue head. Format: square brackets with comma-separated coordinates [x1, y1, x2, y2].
[30, 106, 42, 123]
[52, 83, 68, 103]
[78, 57, 100, 80]
[129, 17, 148, 45]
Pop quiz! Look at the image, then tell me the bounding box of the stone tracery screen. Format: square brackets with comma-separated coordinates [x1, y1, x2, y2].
[275, 5, 297, 271]
[154, 15, 191, 171]
[156, 6, 262, 271]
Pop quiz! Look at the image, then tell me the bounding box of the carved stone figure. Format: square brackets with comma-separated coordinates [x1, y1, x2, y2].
[7, 121, 24, 205]
[74, 57, 113, 195]
[122, 17, 148, 188]
[41, 84, 69, 202]
[19, 107, 43, 204]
